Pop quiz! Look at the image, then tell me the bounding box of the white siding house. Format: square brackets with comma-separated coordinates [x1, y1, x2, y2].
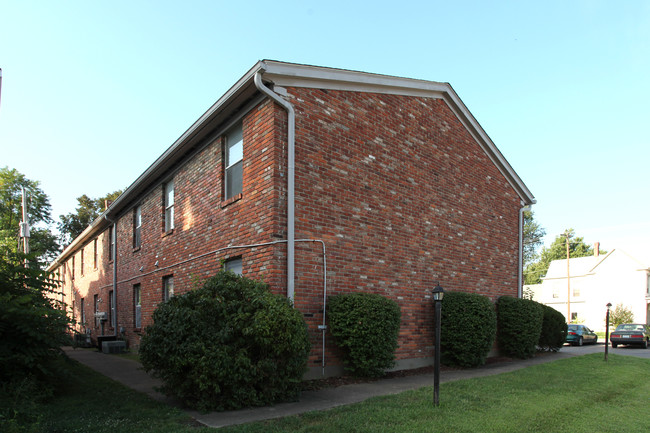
[530, 249, 650, 331]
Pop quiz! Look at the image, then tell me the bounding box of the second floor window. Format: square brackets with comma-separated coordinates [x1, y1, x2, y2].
[93, 239, 98, 269]
[133, 205, 142, 248]
[224, 124, 243, 199]
[108, 226, 115, 262]
[164, 181, 174, 232]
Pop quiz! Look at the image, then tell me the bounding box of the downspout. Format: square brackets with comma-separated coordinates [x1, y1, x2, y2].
[104, 214, 118, 336]
[518, 204, 530, 298]
[254, 69, 296, 301]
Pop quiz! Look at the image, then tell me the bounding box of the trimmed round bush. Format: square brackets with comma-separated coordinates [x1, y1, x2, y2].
[496, 296, 544, 359]
[327, 292, 401, 377]
[139, 270, 310, 411]
[440, 291, 496, 368]
[538, 304, 567, 351]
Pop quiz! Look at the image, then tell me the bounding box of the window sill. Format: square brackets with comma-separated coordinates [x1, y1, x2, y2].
[221, 193, 243, 208]
[133, 246, 142, 253]
[162, 229, 174, 237]
[134, 328, 142, 334]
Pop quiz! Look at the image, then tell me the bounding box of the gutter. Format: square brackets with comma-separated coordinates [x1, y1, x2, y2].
[253, 67, 296, 301]
[518, 204, 531, 298]
[104, 214, 118, 337]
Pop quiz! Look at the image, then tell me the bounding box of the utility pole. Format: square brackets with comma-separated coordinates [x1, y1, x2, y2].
[563, 230, 571, 323]
[20, 186, 30, 266]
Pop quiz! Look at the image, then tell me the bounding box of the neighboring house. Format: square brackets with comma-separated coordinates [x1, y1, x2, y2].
[48, 60, 535, 378]
[530, 249, 650, 331]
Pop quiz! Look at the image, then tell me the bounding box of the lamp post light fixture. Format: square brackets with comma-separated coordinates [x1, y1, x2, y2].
[432, 283, 445, 406]
[605, 302, 612, 361]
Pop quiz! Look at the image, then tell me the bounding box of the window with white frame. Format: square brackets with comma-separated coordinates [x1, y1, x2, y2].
[133, 205, 142, 248]
[224, 124, 243, 200]
[94, 294, 99, 327]
[164, 181, 174, 232]
[93, 239, 98, 269]
[80, 297, 85, 325]
[134, 284, 141, 328]
[224, 257, 243, 276]
[163, 275, 174, 301]
[80, 248, 84, 276]
[108, 226, 115, 262]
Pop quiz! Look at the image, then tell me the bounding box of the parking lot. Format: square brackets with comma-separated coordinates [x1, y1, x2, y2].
[562, 342, 650, 360]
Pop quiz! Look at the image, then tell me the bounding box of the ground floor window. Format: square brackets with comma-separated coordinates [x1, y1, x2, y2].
[225, 257, 242, 275]
[163, 276, 174, 301]
[134, 284, 141, 329]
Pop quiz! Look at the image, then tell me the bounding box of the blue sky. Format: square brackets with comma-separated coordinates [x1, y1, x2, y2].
[1, 0, 649, 260]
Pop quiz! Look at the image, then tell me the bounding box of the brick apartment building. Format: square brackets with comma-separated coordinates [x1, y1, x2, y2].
[49, 60, 535, 378]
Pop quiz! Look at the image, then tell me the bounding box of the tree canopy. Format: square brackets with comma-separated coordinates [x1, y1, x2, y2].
[0, 167, 59, 266]
[57, 190, 122, 246]
[523, 210, 546, 268]
[524, 229, 605, 285]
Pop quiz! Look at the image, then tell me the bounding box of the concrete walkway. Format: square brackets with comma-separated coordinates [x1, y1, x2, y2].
[63, 347, 574, 429]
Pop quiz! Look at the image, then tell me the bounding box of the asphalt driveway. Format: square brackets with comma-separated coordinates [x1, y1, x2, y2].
[561, 342, 650, 360]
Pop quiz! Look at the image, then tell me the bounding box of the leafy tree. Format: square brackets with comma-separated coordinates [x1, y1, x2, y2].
[0, 251, 73, 430]
[608, 303, 635, 328]
[0, 167, 59, 266]
[57, 190, 122, 246]
[524, 229, 605, 285]
[523, 210, 546, 268]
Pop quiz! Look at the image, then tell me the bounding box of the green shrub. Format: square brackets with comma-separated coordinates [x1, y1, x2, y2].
[139, 270, 310, 411]
[440, 291, 496, 368]
[0, 252, 72, 433]
[496, 296, 543, 359]
[327, 292, 401, 377]
[537, 305, 567, 351]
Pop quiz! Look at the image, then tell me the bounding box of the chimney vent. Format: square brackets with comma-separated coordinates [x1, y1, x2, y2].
[594, 242, 600, 257]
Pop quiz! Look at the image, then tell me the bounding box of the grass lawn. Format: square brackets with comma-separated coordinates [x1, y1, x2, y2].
[17, 353, 650, 432]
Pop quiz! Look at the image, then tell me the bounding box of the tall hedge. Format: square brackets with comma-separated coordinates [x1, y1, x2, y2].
[537, 305, 567, 351]
[496, 296, 543, 359]
[139, 270, 310, 411]
[440, 291, 496, 368]
[327, 292, 401, 377]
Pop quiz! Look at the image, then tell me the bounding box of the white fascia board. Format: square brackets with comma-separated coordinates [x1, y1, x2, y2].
[261, 61, 535, 206]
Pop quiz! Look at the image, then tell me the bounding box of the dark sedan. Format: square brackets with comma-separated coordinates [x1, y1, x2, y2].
[610, 324, 650, 348]
[566, 324, 598, 346]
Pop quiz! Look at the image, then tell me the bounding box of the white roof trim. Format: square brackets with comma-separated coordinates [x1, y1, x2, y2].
[261, 61, 535, 205]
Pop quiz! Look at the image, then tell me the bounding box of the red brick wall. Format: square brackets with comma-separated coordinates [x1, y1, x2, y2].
[287, 87, 521, 369]
[59, 99, 290, 349]
[57, 86, 522, 375]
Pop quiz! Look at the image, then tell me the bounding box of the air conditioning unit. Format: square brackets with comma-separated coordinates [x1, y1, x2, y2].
[102, 340, 126, 354]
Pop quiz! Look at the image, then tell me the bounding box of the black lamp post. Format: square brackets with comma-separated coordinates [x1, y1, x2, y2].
[432, 283, 445, 406]
[605, 302, 612, 361]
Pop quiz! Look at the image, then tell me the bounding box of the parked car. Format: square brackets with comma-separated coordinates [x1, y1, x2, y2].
[610, 324, 650, 348]
[566, 324, 598, 346]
